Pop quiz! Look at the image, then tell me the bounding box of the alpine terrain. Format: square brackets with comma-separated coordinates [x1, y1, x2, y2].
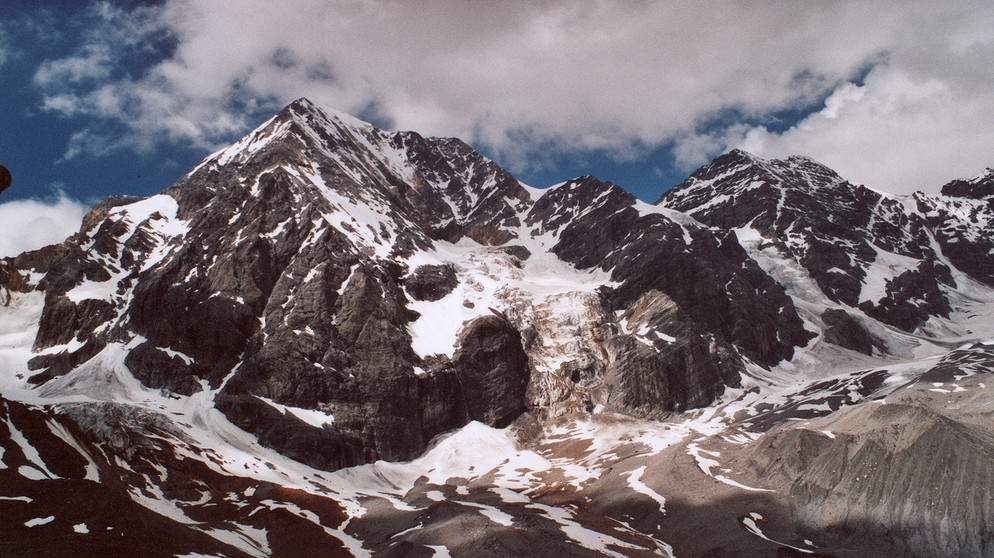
[2, 98, 993, 557]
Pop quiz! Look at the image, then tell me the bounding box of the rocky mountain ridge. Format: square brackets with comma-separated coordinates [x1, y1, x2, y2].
[2, 99, 994, 557]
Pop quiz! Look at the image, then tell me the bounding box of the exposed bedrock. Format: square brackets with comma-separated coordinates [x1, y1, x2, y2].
[602, 290, 743, 417]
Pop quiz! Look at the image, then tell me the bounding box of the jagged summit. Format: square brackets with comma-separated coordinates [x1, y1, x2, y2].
[180, 97, 532, 248]
[188, 97, 370, 173]
[940, 166, 994, 199]
[660, 149, 851, 208]
[660, 149, 962, 333]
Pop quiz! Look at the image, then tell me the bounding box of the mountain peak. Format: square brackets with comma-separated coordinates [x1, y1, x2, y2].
[664, 149, 849, 205]
[280, 97, 378, 136]
[187, 98, 384, 175]
[940, 167, 994, 199]
[284, 96, 320, 115]
[724, 147, 761, 162]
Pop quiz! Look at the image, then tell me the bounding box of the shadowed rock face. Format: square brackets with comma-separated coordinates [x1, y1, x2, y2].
[1, 244, 69, 305]
[821, 309, 883, 356]
[940, 169, 994, 199]
[452, 314, 531, 428]
[602, 290, 743, 416]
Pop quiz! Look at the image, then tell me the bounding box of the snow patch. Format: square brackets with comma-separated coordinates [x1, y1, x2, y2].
[25, 516, 55, 527]
[0, 496, 32, 502]
[462, 501, 515, 527]
[427, 545, 452, 558]
[741, 512, 814, 554]
[624, 466, 667, 514]
[4, 416, 60, 479]
[199, 524, 271, 558]
[687, 442, 770, 492]
[527, 502, 655, 558]
[256, 396, 335, 428]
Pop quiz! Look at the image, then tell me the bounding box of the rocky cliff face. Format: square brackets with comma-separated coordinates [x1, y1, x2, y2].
[18, 99, 546, 470]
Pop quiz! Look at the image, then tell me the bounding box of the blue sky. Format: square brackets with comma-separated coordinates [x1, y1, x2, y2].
[1, 1, 205, 205]
[2, 1, 994, 256]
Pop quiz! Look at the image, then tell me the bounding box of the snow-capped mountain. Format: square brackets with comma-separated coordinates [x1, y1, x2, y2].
[661, 149, 959, 334]
[2, 99, 994, 557]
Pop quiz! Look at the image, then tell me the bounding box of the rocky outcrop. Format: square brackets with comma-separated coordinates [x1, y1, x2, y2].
[603, 290, 743, 416]
[858, 260, 954, 331]
[395, 131, 532, 245]
[452, 313, 531, 428]
[940, 169, 994, 199]
[123, 341, 203, 395]
[821, 309, 883, 355]
[1, 243, 70, 305]
[405, 264, 458, 301]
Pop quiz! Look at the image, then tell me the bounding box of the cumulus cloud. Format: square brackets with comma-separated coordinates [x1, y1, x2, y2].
[722, 74, 972, 194]
[715, 19, 994, 194]
[0, 196, 88, 258]
[30, 0, 994, 193]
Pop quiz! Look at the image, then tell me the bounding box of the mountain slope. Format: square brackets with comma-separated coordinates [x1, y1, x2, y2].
[914, 167, 994, 287]
[660, 149, 958, 334]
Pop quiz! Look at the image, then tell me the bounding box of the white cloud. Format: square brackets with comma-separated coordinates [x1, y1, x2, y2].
[820, 83, 866, 120]
[0, 196, 88, 258]
[33, 43, 113, 87]
[722, 60, 994, 195]
[30, 0, 994, 193]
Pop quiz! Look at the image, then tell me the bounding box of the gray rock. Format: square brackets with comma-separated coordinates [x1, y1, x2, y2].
[453, 313, 531, 428]
[821, 309, 883, 356]
[406, 264, 459, 301]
